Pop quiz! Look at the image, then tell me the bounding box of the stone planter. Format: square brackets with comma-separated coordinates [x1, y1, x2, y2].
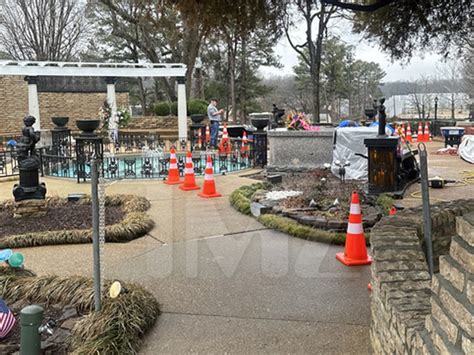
[267, 129, 334, 172]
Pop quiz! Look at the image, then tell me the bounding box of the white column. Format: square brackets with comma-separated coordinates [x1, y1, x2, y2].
[177, 77, 187, 142]
[105, 77, 118, 142]
[25, 76, 41, 131]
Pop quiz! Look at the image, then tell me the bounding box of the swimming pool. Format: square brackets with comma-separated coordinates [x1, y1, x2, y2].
[40, 151, 254, 181]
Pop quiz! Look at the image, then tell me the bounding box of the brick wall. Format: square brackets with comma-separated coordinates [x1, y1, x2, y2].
[0, 76, 28, 136]
[0, 75, 129, 136]
[370, 200, 474, 354]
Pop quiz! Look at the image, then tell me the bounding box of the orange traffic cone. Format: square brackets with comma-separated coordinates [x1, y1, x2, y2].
[336, 191, 372, 266]
[164, 147, 182, 185]
[198, 155, 222, 198]
[416, 122, 424, 143]
[205, 125, 210, 144]
[240, 131, 248, 156]
[424, 121, 430, 142]
[406, 123, 413, 143]
[219, 124, 232, 154]
[197, 128, 202, 149]
[401, 124, 406, 142]
[180, 151, 200, 191]
[389, 206, 397, 215]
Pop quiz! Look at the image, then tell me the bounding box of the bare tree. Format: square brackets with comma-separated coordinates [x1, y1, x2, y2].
[283, 0, 337, 122]
[408, 76, 433, 120]
[0, 0, 89, 61]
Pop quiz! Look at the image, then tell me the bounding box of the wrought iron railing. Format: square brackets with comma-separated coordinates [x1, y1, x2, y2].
[0, 149, 19, 178]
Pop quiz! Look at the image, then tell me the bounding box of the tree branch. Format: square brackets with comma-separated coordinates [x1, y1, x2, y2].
[321, 0, 397, 12]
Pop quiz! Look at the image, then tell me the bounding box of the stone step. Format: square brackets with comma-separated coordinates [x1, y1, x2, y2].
[457, 212, 474, 247]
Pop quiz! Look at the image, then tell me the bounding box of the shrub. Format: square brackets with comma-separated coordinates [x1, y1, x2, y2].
[376, 193, 395, 215]
[170, 101, 178, 115]
[153, 102, 172, 116]
[187, 99, 209, 115]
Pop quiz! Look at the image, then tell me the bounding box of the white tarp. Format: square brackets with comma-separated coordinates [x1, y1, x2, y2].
[331, 126, 387, 180]
[458, 135, 474, 164]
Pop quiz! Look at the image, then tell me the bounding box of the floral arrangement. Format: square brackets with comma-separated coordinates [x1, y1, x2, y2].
[287, 112, 321, 131]
[98, 100, 112, 132]
[98, 101, 131, 130]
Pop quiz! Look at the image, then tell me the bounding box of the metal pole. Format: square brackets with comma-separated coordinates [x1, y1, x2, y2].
[434, 97, 438, 137]
[91, 157, 101, 311]
[418, 143, 433, 276]
[20, 305, 43, 355]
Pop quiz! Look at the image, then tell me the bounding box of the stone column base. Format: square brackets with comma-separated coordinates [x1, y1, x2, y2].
[13, 199, 48, 218]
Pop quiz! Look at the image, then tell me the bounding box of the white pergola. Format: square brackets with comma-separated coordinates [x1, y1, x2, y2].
[0, 60, 188, 140]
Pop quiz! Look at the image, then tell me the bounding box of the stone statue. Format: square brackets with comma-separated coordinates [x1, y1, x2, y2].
[13, 115, 46, 202]
[16, 115, 40, 169]
[374, 98, 387, 137]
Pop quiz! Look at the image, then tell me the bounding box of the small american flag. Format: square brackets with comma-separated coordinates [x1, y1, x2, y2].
[0, 298, 16, 338]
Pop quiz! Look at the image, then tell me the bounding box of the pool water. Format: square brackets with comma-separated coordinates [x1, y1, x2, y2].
[42, 153, 253, 180]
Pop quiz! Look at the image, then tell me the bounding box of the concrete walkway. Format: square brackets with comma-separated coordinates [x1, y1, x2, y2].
[1, 172, 371, 353]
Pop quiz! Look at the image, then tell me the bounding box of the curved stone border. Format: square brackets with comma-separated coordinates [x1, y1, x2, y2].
[230, 183, 350, 245]
[370, 199, 474, 354]
[0, 268, 160, 354]
[0, 194, 154, 248]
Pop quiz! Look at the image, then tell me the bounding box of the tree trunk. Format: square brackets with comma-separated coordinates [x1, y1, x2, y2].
[228, 36, 237, 123]
[138, 78, 147, 115]
[240, 34, 247, 124]
[451, 93, 455, 119]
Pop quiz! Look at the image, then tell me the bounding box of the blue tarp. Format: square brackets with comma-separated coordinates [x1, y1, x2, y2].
[338, 120, 360, 128]
[369, 121, 395, 134]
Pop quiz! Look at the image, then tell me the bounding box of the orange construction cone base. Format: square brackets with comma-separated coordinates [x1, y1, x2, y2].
[198, 191, 222, 198]
[336, 252, 372, 266]
[180, 184, 200, 191]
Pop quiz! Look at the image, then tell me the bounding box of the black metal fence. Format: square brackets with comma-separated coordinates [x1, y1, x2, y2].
[0, 149, 19, 178]
[39, 149, 255, 181]
[3, 134, 260, 182]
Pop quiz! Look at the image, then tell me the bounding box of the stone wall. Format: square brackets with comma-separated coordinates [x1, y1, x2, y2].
[267, 129, 334, 172]
[125, 116, 179, 130]
[0, 75, 128, 136]
[370, 199, 474, 354]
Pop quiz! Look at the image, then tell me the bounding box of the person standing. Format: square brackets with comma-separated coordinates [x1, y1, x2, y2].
[207, 98, 224, 148]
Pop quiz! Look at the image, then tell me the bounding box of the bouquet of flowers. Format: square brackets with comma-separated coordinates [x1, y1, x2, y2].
[287, 112, 321, 131]
[116, 107, 131, 128]
[98, 100, 112, 130]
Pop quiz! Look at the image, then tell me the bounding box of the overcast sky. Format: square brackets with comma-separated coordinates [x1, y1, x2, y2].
[260, 17, 442, 83]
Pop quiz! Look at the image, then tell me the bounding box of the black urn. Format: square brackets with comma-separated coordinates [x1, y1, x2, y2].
[51, 116, 69, 129]
[76, 119, 101, 136]
[251, 118, 269, 131]
[190, 114, 205, 124]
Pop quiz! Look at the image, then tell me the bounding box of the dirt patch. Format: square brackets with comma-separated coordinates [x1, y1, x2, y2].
[0, 202, 124, 238]
[271, 170, 373, 218]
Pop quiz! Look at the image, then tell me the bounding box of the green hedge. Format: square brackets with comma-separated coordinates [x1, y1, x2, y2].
[153, 101, 178, 116]
[187, 99, 208, 115]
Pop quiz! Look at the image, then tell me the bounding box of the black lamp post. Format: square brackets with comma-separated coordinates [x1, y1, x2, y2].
[434, 96, 438, 137]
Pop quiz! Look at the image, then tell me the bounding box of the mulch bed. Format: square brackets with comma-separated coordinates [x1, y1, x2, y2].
[0, 202, 124, 238]
[1, 302, 77, 354]
[269, 170, 373, 219]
